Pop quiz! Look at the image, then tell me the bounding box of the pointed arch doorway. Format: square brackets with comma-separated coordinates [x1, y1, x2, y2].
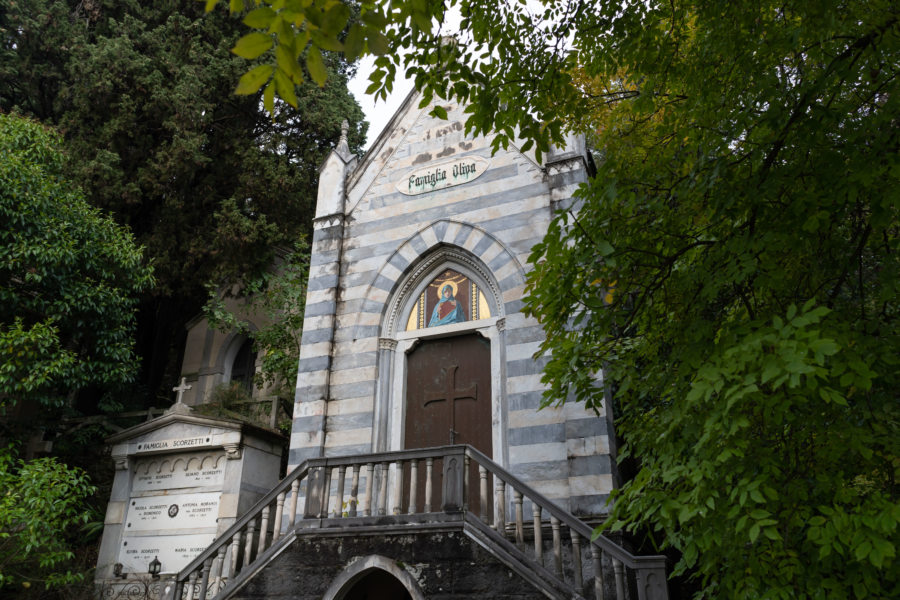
[375, 251, 510, 486]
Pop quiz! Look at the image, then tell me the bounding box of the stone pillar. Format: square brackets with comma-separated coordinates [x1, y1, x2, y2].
[371, 337, 397, 452]
[289, 123, 355, 467]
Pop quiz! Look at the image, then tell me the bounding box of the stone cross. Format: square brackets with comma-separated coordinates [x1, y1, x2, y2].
[172, 377, 192, 404]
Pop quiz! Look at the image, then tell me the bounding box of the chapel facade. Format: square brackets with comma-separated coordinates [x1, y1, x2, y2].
[104, 90, 670, 600]
[287, 91, 617, 516]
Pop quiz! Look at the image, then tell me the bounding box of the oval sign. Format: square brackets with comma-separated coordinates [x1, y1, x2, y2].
[398, 156, 490, 196]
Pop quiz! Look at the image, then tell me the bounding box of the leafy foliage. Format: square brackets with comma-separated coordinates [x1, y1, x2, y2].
[0, 445, 98, 590]
[521, 2, 899, 597]
[0, 0, 366, 405]
[0, 114, 153, 410]
[227, 0, 899, 596]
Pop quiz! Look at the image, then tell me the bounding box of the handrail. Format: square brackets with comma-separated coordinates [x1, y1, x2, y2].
[464, 445, 664, 570]
[175, 444, 465, 581]
[175, 458, 311, 580]
[169, 444, 669, 600]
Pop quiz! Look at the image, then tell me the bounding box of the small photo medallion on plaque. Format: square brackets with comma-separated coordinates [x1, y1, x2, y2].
[168, 504, 179, 518]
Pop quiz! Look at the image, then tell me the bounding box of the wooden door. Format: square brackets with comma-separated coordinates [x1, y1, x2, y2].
[405, 334, 492, 514]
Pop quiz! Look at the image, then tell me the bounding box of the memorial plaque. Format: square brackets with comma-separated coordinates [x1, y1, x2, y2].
[134, 436, 213, 453]
[126, 492, 220, 531]
[119, 533, 216, 574]
[133, 452, 226, 492]
[398, 156, 490, 195]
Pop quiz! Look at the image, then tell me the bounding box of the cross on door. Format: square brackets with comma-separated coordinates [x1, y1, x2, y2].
[423, 365, 477, 444]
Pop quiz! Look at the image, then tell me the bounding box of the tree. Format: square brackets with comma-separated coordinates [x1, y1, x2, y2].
[0, 113, 153, 412]
[0, 444, 97, 591]
[225, 0, 899, 597]
[0, 0, 366, 406]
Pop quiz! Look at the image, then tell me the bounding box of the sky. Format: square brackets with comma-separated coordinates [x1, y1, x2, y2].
[346, 1, 549, 150]
[347, 55, 414, 151]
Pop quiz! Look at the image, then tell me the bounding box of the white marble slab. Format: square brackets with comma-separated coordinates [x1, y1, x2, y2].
[119, 533, 216, 574]
[125, 492, 219, 531]
[133, 452, 226, 492]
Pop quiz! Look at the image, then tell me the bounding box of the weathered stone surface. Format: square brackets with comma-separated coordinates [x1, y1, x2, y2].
[232, 529, 546, 600]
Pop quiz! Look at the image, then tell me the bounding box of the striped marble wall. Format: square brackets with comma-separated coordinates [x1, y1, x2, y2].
[290, 92, 616, 515]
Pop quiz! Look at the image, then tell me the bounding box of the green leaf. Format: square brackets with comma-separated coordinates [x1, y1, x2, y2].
[231, 33, 273, 59]
[344, 24, 365, 61]
[367, 30, 389, 55]
[243, 7, 276, 28]
[234, 65, 274, 95]
[276, 44, 304, 85]
[273, 68, 298, 107]
[263, 80, 275, 114]
[321, 2, 350, 35]
[306, 46, 327, 86]
[749, 523, 761, 543]
[431, 105, 448, 120]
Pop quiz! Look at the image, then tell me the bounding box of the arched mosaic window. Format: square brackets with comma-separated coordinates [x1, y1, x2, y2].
[405, 268, 492, 331]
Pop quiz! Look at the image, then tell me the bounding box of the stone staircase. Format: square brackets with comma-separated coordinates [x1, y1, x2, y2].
[162, 445, 668, 600]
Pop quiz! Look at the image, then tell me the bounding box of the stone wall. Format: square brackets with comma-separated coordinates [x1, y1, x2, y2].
[232, 529, 546, 600]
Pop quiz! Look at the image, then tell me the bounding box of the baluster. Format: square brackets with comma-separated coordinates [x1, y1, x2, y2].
[320, 467, 332, 518]
[392, 460, 403, 514]
[532, 502, 543, 564]
[173, 580, 185, 600]
[197, 557, 212, 600]
[613, 558, 625, 600]
[229, 532, 241, 579]
[288, 479, 300, 527]
[424, 458, 434, 512]
[349, 464, 360, 517]
[463, 453, 470, 511]
[479, 465, 489, 523]
[185, 571, 198, 600]
[513, 490, 524, 546]
[363, 462, 374, 516]
[335, 465, 347, 518]
[494, 478, 507, 536]
[551, 517, 562, 577]
[272, 492, 286, 542]
[258, 506, 270, 553]
[408, 459, 418, 514]
[212, 545, 227, 592]
[571, 529, 584, 595]
[378, 462, 389, 515]
[591, 545, 605, 600]
[243, 520, 256, 565]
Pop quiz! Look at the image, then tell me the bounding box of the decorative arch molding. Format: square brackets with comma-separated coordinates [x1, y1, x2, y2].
[383, 246, 502, 336]
[352, 218, 526, 341]
[322, 555, 425, 600]
[369, 223, 512, 468]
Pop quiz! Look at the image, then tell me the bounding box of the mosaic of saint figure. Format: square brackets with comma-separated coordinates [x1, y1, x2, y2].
[406, 268, 490, 331]
[428, 282, 467, 326]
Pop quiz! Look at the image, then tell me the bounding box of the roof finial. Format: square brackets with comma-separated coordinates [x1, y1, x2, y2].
[336, 119, 352, 160]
